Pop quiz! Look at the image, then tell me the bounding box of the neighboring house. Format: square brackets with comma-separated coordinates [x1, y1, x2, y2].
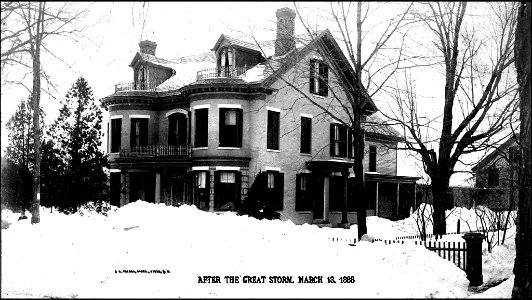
[471, 134, 520, 210]
[100, 7, 419, 227]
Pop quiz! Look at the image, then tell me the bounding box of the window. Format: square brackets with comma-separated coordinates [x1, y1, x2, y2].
[296, 173, 312, 211]
[330, 123, 348, 157]
[310, 59, 328, 96]
[267, 110, 280, 150]
[488, 167, 499, 187]
[214, 171, 241, 211]
[111, 118, 122, 153]
[168, 113, 187, 146]
[193, 171, 210, 211]
[369, 146, 377, 172]
[130, 118, 148, 148]
[300, 116, 312, 154]
[266, 171, 284, 211]
[219, 108, 242, 147]
[218, 48, 233, 77]
[194, 108, 208, 148]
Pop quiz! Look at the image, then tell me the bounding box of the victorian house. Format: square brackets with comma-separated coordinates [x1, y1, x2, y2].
[100, 7, 419, 226]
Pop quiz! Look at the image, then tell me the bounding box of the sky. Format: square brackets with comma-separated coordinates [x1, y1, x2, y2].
[0, 2, 511, 186]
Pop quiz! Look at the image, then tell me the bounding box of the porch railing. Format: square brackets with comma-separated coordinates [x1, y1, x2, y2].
[119, 144, 190, 158]
[114, 80, 165, 93]
[196, 66, 248, 80]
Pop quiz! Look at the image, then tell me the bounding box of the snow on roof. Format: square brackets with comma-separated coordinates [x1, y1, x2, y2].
[154, 52, 216, 92]
[363, 114, 402, 140]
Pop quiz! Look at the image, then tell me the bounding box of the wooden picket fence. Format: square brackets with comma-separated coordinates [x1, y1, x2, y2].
[328, 237, 468, 271]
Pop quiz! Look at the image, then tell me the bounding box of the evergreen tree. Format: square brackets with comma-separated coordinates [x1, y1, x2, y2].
[46, 76, 109, 213]
[1, 97, 44, 215]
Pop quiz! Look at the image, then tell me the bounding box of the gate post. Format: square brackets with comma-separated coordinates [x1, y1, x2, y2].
[462, 232, 484, 286]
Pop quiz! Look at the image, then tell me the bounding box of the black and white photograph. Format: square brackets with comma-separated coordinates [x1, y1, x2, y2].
[1, 1, 531, 298]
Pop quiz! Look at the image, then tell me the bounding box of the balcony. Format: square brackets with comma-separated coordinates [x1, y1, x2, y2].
[114, 80, 166, 93]
[119, 144, 191, 158]
[196, 66, 249, 81]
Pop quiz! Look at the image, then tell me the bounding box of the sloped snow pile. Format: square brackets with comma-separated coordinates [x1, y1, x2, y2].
[469, 275, 514, 298]
[1, 201, 473, 298]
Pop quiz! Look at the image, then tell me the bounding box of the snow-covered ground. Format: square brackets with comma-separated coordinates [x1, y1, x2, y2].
[1, 202, 516, 298]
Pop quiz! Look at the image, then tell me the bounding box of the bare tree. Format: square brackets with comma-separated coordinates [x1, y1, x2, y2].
[512, 1, 531, 298]
[1, 2, 93, 223]
[381, 2, 519, 234]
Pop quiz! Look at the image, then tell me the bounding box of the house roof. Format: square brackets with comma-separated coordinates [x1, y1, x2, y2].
[472, 134, 519, 172]
[363, 114, 402, 142]
[212, 34, 263, 53]
[129, 52, 180, 70]
[154, 52, 216, 92]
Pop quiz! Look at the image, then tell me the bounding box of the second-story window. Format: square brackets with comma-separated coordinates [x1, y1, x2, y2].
[194, 108, 208, 148]
[168, 113, 187, 146]
[111, 118, 122, 153]
[267, 110, 280, 150]
[509, 146, 521, 166]
[310, 59, 328, 97]
[330, 123, 348, 157]
[130, 118, 148, 148]
[219, 108, 242, 147]
[300, 116, 312, 154]
[369, 146, 377, 172]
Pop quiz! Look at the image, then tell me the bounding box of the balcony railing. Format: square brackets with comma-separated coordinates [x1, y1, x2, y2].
[196, 66, 249, 81]
[119, 144, 191, 158]
[114, 80, 166, 93]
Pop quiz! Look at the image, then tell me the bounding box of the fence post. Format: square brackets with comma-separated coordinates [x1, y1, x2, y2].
[462, 232, 484, 286]
[457, 219, 460, 234]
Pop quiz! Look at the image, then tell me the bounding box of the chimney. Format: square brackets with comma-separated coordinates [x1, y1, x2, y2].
[275, 7, 296, 56]
[139, 40, 157, 56]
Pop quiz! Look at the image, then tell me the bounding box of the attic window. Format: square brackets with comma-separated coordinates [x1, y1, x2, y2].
[310, 59, 328, 97]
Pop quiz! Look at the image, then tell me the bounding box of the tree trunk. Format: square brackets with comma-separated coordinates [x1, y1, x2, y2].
[31, 3, 43, 225]
[512, 2, 531, 298]
[353, 115, 367, 239]
[431, 178, 449, 235]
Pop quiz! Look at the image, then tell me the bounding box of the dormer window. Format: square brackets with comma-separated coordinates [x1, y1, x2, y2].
[218, 48, 233, 77]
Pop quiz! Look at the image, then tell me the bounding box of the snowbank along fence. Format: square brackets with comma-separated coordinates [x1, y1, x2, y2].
[329, 232, 484, 286]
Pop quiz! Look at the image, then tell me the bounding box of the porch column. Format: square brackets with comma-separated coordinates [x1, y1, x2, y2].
[155, 173, 161, 204]
[209, 169, 214, 212]
[120, 170, 128, 207]
[341, 172, 349, 225]
[375, 182, 379, 217]
[396, 183, 401, 217]
[323, 176, 329, 221]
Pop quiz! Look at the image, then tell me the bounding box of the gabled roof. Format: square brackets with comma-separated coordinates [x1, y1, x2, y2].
[241, 29, 377, 113]
[472, 134, 519, 172]
[129, 52, 180, 70]
[212, 34, 263, 53]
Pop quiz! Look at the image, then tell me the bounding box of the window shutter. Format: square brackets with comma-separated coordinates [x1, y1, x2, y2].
[348, 128, 353, 158]
[237, 109, 243, 147]
[339, 125, 347, 157]
[140, 119, 148, 146]
[319, 63, 329, 96]
[130, 119, 136, 148]
[295, 174, 301, 211]
[276, 172, 284, 211]
[309, 59, 315, 94]
[219, 108, 225, 146]
[168, 115, 177, 145]
[177, 114, 187, 146]
[214, 171, 221, 209]
[235, 171, 241, 208]
[330, 123, 335, 156]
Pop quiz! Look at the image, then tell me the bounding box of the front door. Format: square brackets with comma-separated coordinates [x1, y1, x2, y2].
[312, 175, 324, 220]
